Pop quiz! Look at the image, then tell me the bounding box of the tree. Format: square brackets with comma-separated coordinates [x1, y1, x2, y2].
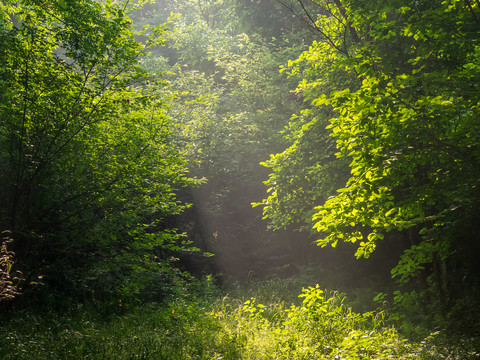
[260, 0, 480, 314]
[0, 0, 196, 302]
[257, 0, 358, 230]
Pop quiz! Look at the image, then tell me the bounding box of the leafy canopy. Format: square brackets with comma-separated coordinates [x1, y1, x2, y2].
[259, 0, 480, 287]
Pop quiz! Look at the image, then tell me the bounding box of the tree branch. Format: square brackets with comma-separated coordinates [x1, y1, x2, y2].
[332, 0, 361, 44]
[464, 0, 480, 26]
[275, 0, 348, 55]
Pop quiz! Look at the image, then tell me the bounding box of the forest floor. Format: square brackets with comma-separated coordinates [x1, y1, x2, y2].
[1, 273, 479, 359]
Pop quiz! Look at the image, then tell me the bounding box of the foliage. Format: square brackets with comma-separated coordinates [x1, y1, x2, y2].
[165, 1, 305, 191]
[0, 231, 23, 301]
[139, 0, 313, 277]
[259, 0, 480, 318]
[311, 0, 480, 306]
[255, 0, 359, 230]
[169, 30, 300, 181]
[2, 282, 476, 359]
[0, 0, 197, 301]
[2, 1, 479, 356]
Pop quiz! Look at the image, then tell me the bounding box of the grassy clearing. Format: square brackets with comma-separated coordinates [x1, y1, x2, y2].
[1, 279, 478, 359]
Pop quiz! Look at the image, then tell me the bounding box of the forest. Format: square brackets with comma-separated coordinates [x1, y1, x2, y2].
[1, 0, 479, 358]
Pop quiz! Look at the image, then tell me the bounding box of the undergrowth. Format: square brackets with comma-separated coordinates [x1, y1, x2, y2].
[1, 278, 478, 359]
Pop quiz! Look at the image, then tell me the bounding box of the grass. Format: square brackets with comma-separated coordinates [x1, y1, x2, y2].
[1, 277, 479, 359]
[1, 300, 239, 359]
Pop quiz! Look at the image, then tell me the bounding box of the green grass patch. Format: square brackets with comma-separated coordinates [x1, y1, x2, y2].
[1, 279, 478, 359]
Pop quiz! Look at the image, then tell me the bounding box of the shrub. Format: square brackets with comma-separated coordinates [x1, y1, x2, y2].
[0, 232, 23, 301]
